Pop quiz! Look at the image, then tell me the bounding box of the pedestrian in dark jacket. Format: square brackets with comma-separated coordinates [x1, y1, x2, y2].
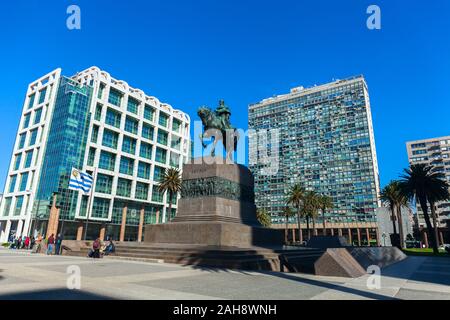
[55, 234, 63, 255]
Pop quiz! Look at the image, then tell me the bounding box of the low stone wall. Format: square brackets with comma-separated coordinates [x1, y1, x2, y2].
[313, 246, 407, 278]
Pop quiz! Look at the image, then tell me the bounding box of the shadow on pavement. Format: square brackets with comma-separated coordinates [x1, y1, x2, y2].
[264, 272, 399, 300]
[0, 288, 115, 300]
[381, 256, 450, 286]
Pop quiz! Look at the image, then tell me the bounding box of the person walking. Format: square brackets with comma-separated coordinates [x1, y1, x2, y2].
[55, 233, 64, 255]
[33, 234, 43, 253]
[30, 236, 35, 250]
[46, 234, 55, 255]
[24, 236, 30, 250]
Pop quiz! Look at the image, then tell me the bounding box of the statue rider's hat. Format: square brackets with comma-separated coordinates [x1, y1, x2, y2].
[216, 99, 231, 115]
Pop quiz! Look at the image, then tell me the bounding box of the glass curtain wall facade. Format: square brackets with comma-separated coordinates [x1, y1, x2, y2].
[248, 76, 381, 242]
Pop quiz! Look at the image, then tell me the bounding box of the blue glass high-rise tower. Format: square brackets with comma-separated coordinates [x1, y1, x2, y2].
[248, 76, 381, 244]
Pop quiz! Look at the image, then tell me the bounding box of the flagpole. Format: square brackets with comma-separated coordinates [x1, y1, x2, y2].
[84, 167, 97, 240]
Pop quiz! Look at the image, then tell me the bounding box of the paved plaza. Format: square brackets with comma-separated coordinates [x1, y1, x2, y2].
[0, 248, 449, 300]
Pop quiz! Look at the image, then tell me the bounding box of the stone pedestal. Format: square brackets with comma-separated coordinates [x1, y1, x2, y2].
[144, 158, 282, 248]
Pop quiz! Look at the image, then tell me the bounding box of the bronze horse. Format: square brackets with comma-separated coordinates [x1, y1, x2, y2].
[198, 106, 239, 160]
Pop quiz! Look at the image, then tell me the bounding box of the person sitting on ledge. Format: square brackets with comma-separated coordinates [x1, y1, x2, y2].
[103, 238, 115, 256]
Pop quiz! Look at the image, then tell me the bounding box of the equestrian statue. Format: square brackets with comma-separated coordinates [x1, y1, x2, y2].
[198, 100, 240, 161]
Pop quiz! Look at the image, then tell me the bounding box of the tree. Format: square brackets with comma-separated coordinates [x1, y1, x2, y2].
[286, 184, 305, 244]
[302, 191, 321, 240]
[427, 181, 450, 247]
[399, 164, 450, 255]
[256, 208, 272, 228]
[158, 168, 182, 222]
[282, 206, 295, 244]
[318, 195, 333, 235]
[380, 182, 399, 237]
[395, 181, 409, 249]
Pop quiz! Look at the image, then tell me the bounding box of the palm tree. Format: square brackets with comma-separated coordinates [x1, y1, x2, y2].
[428, 182, 450, 247]
[394, 181, 409, 249]
[158, 168, 182, 222]
[286, 184, 305, 244]
[318, 195, 333, 235]
[282, 206, 295, 244]
[256, 208, 272, 227]
[302, 191, 320, 240]
[380, 182, 399, 237]
[399, 164, 450, 255]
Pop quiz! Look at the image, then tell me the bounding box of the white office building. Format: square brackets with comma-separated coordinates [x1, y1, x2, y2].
[406, 136, 450, 228]
[0, 67, 191, 242]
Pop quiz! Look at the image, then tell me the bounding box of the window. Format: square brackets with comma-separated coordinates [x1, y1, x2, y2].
[411, 143, 426, 149]
[138, 162, 151, 179]
[127, 97, 139, 114]
[153, 166, 164, 182]
[19, 172, 29, 191]
[13, 154, 22, 171]
[124, 116, 139, 135]
[22, 113, 31, 129]
[38, 87, 47, 104]
[172, 119, 181, 132]
[28, 93, 35, 109]
[18, 133, 26, 150]
[119, 156, 134, 176]
[157, 130, 168, 145]
[9, 175, 17, 193]
[33, 108, 43, 125]
[99, 151, 116, 171]
[2, 198, 12, 217]
[95, 104, 102, 121]
[87, 147, 96, 166]
[135, 182, 149, 200]
[91, 197, 110, 219]
[98, 83, 105, 99]
[142, 124, 154, 140]
[155, 147, 167, 164]
[95, 174, 113, 194]
[29, 129, 38, 146]
[105, 108, 122, 128]
[152, 188, 164, 203]
[91, 125, 99, 143]
[102, 129, 119, 149]
[79, 196, 89, 217]
[108, 88, 123, 107]
[116, 178, 132, 197]
[171, 135, 181, 150]
[34, 148, 40, 166]
[170, 152, 180, 168]
[122, 136, 136, 155]
[14, 196, 24, 216]
[140, 142, 153, 160]
[144, 105, 155, 121]
[158, 112, 169, 127]
[24, 151, 33, 168]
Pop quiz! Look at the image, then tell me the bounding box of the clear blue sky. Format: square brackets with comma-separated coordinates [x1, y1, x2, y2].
[0, 0, 449, 191]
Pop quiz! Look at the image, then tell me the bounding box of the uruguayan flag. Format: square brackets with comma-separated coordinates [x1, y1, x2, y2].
[68, 168, 93, 194]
